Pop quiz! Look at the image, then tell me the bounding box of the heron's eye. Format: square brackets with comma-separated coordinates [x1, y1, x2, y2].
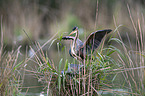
[72, 26, 78, 31]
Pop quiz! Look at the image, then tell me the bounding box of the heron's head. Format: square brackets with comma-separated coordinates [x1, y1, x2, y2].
[69, 26, 78, 36]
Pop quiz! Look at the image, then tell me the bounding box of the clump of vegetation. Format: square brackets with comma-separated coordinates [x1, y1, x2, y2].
[0, 18, 24, 96]
[30, 43, 113, 95]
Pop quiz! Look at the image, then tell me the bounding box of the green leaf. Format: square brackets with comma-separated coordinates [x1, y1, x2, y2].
[59, 33, 64, 41]
[46, 62, 53, 69]
[61, 46, 65, 52]
[13, 60, 23, 72]
[0, 82, 2, 88]
[58, 58, 63, 94]
[64, 59, 68, 73]
[107, 49, 115, 56]
[46, 61, 58, 73]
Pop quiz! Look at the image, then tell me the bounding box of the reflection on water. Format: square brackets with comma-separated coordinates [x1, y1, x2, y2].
[98, 89, 128, 96]
[28, 49, 35, 57]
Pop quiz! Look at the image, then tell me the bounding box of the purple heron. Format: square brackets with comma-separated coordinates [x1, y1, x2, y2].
[62, 26, 112, 63]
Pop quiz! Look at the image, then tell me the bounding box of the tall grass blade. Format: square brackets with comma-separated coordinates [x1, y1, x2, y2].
[13, 60, 24, 72]
[58, 58, 63, 94]
[48, 38, 57, 50]
[64, 59, 68, 73]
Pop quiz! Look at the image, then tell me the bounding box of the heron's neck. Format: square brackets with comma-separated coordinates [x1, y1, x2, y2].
[71, 31, 83, 64]
[73, 31, 79, 48]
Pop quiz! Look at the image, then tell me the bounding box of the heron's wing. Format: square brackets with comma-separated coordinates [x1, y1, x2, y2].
[62, 36, 83, 45]
[62, 36, 75, 40]
[81, 29, 112, 53]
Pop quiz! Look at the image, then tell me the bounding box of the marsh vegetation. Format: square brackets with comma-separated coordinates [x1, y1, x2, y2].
[0, 0, 145, 95]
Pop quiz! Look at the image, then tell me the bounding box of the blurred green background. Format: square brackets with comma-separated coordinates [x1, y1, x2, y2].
[1, 0, 145, 64]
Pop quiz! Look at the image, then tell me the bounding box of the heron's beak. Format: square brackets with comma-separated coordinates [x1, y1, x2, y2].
[69, 30, 77, 36]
